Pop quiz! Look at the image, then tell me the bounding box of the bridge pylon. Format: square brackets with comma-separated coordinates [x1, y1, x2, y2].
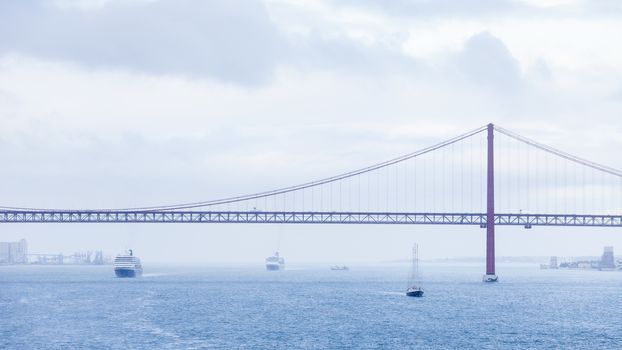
[483, 123, 498, 283]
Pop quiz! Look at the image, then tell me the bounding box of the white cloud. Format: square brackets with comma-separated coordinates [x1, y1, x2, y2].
[0, 0, 286, 84]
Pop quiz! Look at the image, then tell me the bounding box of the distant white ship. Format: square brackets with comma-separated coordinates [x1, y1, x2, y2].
[114, 249, 143, 278]
[265, 252, 285, 271]
[330, 265, 349, 271]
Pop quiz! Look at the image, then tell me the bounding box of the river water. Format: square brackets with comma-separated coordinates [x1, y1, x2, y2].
[1, 263, 621, 349]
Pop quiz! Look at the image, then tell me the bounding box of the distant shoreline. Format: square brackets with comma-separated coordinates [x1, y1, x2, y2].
[382, 256, 601, 264]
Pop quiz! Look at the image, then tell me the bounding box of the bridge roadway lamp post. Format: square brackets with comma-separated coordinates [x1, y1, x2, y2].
[483, 123, 499, 282]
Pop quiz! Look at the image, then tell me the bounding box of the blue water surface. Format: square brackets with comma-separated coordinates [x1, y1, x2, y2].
[1, 263, 621, 349]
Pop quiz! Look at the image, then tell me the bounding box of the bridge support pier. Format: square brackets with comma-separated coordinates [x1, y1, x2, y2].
[483, 123, 498, 283]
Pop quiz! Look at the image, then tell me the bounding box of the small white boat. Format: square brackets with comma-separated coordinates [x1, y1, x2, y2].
[406, 244, 424, 297]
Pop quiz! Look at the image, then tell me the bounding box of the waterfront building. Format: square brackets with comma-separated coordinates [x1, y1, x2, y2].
[601, 246, 615, 269]
[0, 239, 28, 264]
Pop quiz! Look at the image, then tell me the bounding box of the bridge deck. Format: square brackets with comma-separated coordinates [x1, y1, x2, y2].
[0, 211, 621, 226]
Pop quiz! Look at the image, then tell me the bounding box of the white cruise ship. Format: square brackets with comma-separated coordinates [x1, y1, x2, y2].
[265, 252, 285, 271]
[114, 249, 143, 278]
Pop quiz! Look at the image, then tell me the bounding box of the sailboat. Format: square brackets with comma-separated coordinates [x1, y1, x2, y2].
[406, 243, 424, 297]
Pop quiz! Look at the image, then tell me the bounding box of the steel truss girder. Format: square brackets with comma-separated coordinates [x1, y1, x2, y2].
[0, 211, 621, 226]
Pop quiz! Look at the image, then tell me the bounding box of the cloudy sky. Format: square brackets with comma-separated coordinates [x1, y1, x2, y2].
[1, 0, 622, 264]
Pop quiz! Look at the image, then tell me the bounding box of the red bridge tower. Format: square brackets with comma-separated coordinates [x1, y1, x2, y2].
[484, 123, 499, 282]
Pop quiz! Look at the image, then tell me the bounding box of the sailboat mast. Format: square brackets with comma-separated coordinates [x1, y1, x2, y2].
[413, 243, 419, 279]
[410, 243, 419, 285]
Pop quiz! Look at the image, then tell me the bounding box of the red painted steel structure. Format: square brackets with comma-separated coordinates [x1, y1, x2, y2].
[486, 123, 496, 279]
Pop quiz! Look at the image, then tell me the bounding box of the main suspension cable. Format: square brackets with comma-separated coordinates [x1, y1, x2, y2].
[1, 125, 488, 212]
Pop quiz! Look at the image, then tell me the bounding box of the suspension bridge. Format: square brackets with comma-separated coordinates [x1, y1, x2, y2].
[2, 123, 621, 281]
